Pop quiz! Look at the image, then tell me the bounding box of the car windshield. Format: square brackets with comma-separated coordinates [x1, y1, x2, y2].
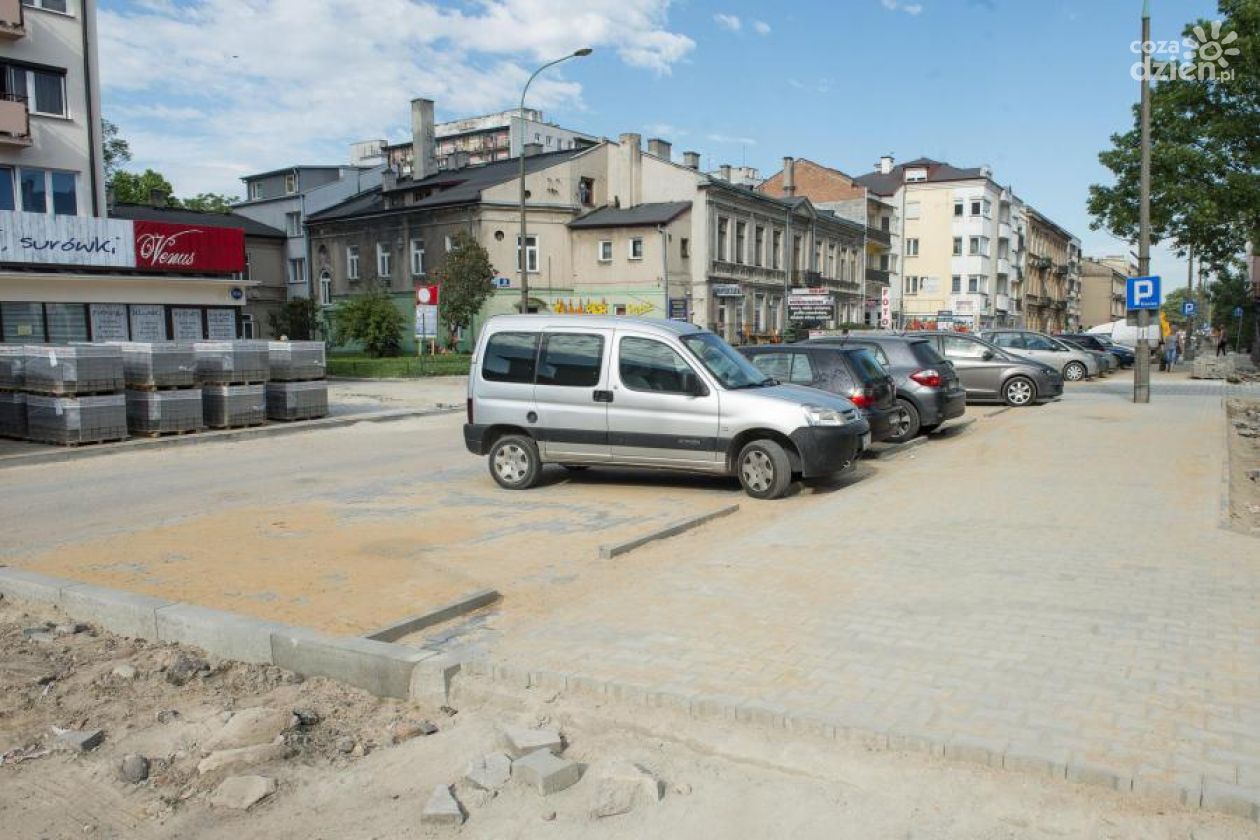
[680, 332, 772, 389]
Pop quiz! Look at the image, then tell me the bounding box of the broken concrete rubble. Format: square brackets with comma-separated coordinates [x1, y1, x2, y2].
[209, 775, 277, 811]
[203, 707, 292, 753]
[464, 752, 512, 791]
[499, 724, 563, 758]
[512, 749, 582, 796]
[421, 784, 465, 827]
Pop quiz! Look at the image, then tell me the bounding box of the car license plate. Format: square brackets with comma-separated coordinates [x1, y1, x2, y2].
[861, 432, 871, 449]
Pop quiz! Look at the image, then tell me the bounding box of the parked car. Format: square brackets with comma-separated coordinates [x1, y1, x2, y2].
[804, 333, 966, 443]
[1065, 333, 1135, 367]
[1057, 336, 1118, 373]
[740, 344, 898, 442]
[463, 315, 871, 500]
[912, 331, 1064, 406]
[981, 329, 1101, 382]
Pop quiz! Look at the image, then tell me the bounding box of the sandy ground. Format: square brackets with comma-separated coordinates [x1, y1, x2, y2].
[1226, 399, 1260, 536]
[3, 596, 1255, 840]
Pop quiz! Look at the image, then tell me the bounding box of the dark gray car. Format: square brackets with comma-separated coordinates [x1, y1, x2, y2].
[804, 334, 966, 443]
[914, 331, 1064, 406]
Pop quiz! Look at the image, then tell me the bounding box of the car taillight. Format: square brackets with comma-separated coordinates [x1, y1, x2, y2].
[910, 369, 942, 388]
[467, 398, 474, 424]
[848, 389, 872, 409]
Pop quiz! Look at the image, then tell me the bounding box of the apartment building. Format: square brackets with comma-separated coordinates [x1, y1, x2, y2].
[234, 163, 383, 298]
[0, 0, 254, 342]
[1080, 256, 1131, 328]
[854, 156, 1029, 331]
[1025, 210, 1081, 333]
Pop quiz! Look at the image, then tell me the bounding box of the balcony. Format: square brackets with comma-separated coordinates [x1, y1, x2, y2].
[866, 267, 890, 287]
[995, 293, 1012, 312]
[0, 94, 31, 147]
[711, 259, 787, 284]
[0, 0, 25, 39]
[865, 226, 891, 248]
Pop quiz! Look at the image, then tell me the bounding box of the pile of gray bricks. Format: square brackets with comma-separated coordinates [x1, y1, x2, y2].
[113, 342, 197, 389]
[194, 341, 269, 385]
[19, 345, 128, 445]
[23, 345, 124, 395]
[203, 383, 266, 429]
[266, 341, 328, 422]
[126, 389, 205, 435]
[25, 394, 128, 446]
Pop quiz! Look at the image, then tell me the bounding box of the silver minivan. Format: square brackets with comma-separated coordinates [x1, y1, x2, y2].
[463, 315, 871, 500]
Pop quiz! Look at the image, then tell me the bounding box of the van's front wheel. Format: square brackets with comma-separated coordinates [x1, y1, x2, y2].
[489, 434, 541, 490]
[737, 440, 792, 500]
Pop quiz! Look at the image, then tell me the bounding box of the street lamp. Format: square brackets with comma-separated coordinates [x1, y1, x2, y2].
[518, 48, 593, 313]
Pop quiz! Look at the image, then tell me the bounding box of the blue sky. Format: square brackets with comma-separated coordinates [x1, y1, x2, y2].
[99, 0, 1224, 289]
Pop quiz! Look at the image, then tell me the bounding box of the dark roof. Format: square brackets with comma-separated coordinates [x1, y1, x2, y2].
[854, 158, 988, 196]
[309, 148, 588, 223]
[110, 204, 286, 239]
[241, 164, 357, 182]
[568, 202, 691, 229]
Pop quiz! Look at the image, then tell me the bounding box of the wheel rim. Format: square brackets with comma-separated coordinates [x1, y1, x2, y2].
[494, 444, 529, 484]
[1007, 380, 1033, 405]
[892, 408, 912, 438]
[741, 450, 774, 493]
[1064, 363, 1085, 381]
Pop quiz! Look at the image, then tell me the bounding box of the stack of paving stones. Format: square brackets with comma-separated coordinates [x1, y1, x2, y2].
[22, 345, 127, 445]
[196, 341, 269, 429]
[0, 346, 25, 438]
[265, 341, 328, 422]
[115, 342, 204, 436]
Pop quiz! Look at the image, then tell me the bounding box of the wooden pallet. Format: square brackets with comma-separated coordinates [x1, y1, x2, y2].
[199, 380, 267, 387]
[131, 428, 203, 438]
[204, 421, 267, 431]
[268, 376, 328, 384]
[28, 436, 129, 447]
[126, 383, 198, 392]
[265, 413, 329, 423]
[24, 388, 124, 398]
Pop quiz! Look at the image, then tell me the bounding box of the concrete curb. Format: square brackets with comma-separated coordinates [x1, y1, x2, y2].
[598, 504, 740, 559]
[0, 406, 460, 470]
[364, 588, 501, 643]
[0, 566, 437, 700]
[928, 417, 977, 436]
[464, 660, 1258, 825]
[984, 407, 1014, 419]
[863, 436, 928, 461]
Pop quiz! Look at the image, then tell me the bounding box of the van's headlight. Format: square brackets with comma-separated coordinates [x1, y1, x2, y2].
[803, 405, 848, 426]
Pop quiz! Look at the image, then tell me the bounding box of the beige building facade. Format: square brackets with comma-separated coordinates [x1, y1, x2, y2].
[1025, 210, 1082, 333]
[1080, 256, 1131, 328]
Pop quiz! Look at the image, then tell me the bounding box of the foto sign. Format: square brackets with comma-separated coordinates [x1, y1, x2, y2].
[1126, 275, 1161, 311]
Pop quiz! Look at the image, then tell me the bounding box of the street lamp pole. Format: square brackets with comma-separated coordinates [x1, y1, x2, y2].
[518, 48, 593, 314]
[1134, 0, 1153, 403]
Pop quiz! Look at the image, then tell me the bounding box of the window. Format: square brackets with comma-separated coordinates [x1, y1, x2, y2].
[1, 302, 44, 341]
[444, 235, 453, 253]
[537, 334, 603, 387]
[982, 199, 992, 217]
[619, 337, 700, 394]
[954, 200, 964, 217]
[951, 275, 962, 293]
[629, 237, 644, 260]
[942, 335, 988, 359]
[905, 238, 919, 257]
[680, 238, 690, 259]
[998, 238, 1010, 259]
[1023, 334, 1057, 351]
[410, 239, 425, 275]
[482, 332, 539, 383]
[881, 216, 890, 232]
[50, 171, 75, 215]
[45, 303, 87, 342]
[249, 182, 262, 200]
[516, 235, 538, 272]
[991, 332, 1022, 349]
[970, 199, 982, 216]
[904, 201, 921, 220]
[969, 236, 981, 256]
[598, 240, 613, 262]
[578, 177, 594, 206]
[284, 173, 297, 194]
[754, 226, 765, 266]
[21, 0, 69, 11]
[717, 217, 729, 261]
[772, 230, 782, 269]
[968, 275, 983, 293]
[288, 257, 306, 287]
[241, 314, 255, 339]
[681, 332, 767, 389]
[750, 353, 814, 385]
[19, 168, 46, 213]
[734, 222, 745, 264]
[905, 276, 921, 295]
[952, 237, 962, 256]
[0, 166, 12, 211]
[3, 64, 67, 116]
[905, 168, 927, 182]
[376, 243, 392, 277]
[285, 211, 302, 237]
[346, 246, 360, 280]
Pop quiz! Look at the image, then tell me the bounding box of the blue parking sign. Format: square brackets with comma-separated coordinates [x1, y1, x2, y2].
[1235, 306, 1245, 319]
[1126, 275, 1161, 311]
[1182, 300, 1196, 316]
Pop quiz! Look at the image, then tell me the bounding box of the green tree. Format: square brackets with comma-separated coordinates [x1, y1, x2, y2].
[333, 287, 405, 357]
[268, 297, 322, 341]
[182, 193, 240, 213]
[102, 119, 131, 180]
[1207, 258, 1257, 347]
[434, 231, 495, 336]
[111, 169, 176, 206]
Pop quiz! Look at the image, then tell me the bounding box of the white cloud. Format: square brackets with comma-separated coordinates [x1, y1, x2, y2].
[881, 0, 924, 14]
[98, 0, 695, 196]
[707, 133, 757, 146]
[752, 20, 771, 35]
[645, 122, 686, 137]
[713, 13, 741, 32]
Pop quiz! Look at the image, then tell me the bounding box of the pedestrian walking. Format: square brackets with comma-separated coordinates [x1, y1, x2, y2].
[1217, 329, 1229, 357]
[1162, 334, 1178, 371]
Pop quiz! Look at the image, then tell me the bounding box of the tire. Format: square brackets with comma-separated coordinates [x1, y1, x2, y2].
[488, 434, 541, 490]
[886, 399, 921, 444]
[1003, 376, 1037, 407]
[736, 439, 793, 500]
[1063, 361, 1087, 382]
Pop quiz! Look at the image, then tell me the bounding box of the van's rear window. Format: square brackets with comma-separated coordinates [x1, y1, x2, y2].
[482, 332, 539, 383]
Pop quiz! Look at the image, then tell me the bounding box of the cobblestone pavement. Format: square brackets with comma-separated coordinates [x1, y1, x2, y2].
[487, 387, 1260, 818]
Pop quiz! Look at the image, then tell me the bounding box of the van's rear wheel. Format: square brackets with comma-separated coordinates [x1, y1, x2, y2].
[737, 440, 792, 500]
[488, 434, 541, 490]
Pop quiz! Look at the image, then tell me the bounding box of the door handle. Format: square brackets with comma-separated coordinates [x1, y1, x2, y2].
[593, 390, 614, 403]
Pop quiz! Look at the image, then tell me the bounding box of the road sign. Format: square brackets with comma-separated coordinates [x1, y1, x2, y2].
[1234, 306, 1245, 319]
[1126, 275, 1161, 310]
[415, 284, 439, 305]
[1182, 300, 1197, 316]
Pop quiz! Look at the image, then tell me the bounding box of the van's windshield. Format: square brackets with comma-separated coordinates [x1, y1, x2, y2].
[681, 333, 774, 389]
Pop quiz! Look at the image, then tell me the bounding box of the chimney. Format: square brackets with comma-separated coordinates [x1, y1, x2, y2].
[647, 138, 672, 161]
[149, 187, 170, 208]
[523, 143, 543, 157]
[410, 97, 437, 181]
[782, 157, 795, 197]
[682, 151, 701, 170]
[618, 133, 642, 206]
[381, 167, 398, 192]
[719, 164, 732, 182]
[879, 154, 894, 175]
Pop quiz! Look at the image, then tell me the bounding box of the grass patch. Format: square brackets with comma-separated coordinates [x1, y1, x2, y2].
[328, 353, 471, 378]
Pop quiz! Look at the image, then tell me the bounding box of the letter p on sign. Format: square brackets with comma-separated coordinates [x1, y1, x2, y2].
[1126, 275, 1160, 311]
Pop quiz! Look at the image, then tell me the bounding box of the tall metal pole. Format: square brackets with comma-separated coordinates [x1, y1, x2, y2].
[518, 49, 593, 314]
[1134, 0, 1153, 403]
[1184, 245, 1195, 360]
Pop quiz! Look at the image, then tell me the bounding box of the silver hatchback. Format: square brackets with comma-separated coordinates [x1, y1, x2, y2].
[981, 329, 1100, 382]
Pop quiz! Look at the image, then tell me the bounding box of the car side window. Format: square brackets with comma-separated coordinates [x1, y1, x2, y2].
[1023, 334, 1056, 351]
[991, 333, 1022, 349]
[749, 353, 791, 381]
[537, 334, 603, 387]
[482, 332, 539, 383]
[942, 335, 987, 359]
[789, 353, 815, 385]
[619, 337, 700, 394]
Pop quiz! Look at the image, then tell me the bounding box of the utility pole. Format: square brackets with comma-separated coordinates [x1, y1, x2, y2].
[1184, 245, 1195, 361]
[1134, 0, 1153, 403]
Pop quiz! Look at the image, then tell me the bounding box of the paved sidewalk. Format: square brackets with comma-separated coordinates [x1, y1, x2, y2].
[487, 389, 1260, 814]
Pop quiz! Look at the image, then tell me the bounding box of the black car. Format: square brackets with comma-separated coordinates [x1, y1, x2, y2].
[804, 334, 967, 443]
[740, 344, 898, 442]
[1062, 333, 1135, 367]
